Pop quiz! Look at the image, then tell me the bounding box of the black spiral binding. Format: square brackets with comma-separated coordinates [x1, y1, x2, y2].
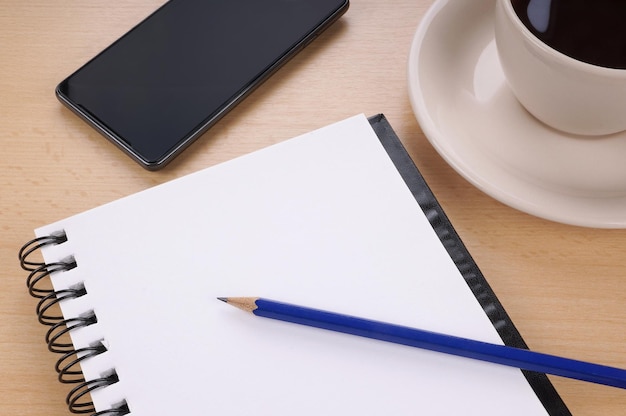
[19, 232, 131, 416]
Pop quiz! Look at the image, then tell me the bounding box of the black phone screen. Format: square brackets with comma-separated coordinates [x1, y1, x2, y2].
[56, 0, 348, 169]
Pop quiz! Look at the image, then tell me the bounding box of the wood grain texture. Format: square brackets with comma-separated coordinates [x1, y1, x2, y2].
[1, 1, 624, 415]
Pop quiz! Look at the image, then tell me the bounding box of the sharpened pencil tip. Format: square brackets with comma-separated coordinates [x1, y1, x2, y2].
[218, 297, 259, 313]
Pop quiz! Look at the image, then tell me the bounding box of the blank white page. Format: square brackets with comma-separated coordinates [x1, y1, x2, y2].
[37, 114, 548, 415]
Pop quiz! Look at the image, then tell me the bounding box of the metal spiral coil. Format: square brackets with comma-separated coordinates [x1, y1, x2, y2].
[45, 313, 98, 354]
[19, 234, 131, 415]
[67, 371, 120, 414]
[19, 232, 68, 271]
[26, 259, 78, 298]
[36, 284, 87, 326]
[56, 344, 108, 384]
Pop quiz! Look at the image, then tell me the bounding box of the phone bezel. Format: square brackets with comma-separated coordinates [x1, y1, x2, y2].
[56, 0, 349, 170]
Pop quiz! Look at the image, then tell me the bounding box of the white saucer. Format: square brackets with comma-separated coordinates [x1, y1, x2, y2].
[408, 0, 626, 228]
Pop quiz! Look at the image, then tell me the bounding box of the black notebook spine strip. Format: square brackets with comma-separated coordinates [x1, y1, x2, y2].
[19, 231, 131, 416]
[368, 114, 571, 416]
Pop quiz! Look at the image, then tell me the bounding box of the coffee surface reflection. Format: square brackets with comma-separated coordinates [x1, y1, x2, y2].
[512, 0, 626, 69]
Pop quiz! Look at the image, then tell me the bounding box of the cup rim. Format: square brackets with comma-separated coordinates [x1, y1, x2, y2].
[499, 0, 626, 76]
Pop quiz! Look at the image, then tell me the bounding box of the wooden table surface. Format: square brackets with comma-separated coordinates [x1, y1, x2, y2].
[1, 1, 624, 414]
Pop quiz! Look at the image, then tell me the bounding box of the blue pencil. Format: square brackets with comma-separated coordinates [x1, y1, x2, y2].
[218, 297, 626, 389]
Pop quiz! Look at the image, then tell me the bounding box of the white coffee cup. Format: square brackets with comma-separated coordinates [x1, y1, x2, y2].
[494, 0, 626, 136]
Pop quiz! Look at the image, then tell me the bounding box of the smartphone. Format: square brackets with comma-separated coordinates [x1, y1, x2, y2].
[56, 0, 349, 170]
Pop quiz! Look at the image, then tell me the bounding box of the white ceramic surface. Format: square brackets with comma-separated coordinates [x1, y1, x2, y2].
[408, 0, 626, 228]
[494, 0, 626, 136]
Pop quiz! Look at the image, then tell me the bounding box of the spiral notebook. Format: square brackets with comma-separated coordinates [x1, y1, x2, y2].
[19, 114, 570, 415]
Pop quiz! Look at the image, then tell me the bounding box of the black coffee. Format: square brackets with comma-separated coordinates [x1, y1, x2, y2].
[511, 0, 626, 69]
